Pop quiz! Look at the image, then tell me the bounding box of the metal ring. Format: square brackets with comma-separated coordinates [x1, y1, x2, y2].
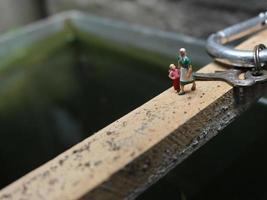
[254, 44, 266, 69]
[206, 12, 267, 67]
[252, 44, 266, 76]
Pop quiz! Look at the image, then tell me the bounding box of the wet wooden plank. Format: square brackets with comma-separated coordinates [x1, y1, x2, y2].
[1, 30, 267, 200]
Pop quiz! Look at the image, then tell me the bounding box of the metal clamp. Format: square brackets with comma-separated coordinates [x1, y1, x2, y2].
[194, 44, 267, 87]
[206, 11, 267, 67]
[194, 69, 267, 87]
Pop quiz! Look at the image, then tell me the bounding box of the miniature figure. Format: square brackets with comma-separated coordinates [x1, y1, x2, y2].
[168, 64, 180, 92]
[177, 48, 196, 95]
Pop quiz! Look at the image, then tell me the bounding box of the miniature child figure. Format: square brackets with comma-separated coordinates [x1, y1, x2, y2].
[177, 48, 196, 95]
[168, 64, 180, 92]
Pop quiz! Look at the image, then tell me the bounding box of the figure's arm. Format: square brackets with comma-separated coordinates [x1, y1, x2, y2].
[186, 57, 193, 78]
[169, 72, 175, 80]
[177, 56, 181, 68]
[187, 65, 193, 79]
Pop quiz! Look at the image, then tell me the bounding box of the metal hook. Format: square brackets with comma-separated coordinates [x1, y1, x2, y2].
[206, 12, 267, 67]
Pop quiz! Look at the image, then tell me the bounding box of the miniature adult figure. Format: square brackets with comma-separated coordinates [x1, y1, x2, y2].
[168, 64, 180, 92]
[177, 48, 196, 95]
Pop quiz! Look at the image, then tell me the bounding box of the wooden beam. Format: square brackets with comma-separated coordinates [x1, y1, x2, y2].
[1, 30, 267, 200]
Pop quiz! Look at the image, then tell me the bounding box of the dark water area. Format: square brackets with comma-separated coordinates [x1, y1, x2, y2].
[138, 103, 267, 200]
[0, 32, 171, 189]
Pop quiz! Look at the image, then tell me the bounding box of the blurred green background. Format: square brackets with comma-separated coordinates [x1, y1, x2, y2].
[0, 0, 265, 37]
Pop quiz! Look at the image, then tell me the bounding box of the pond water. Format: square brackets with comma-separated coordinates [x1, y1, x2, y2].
[0, 31, 172, 189]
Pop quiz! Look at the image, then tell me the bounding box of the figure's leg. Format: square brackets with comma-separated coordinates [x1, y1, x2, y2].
[191, 81, 196, 91]
[174, 79, 180, 92]
[178, 85, 185, 95]
[172, 80, 176, 91]
[173, 79, 178, 92]
[176, 87, 180, 93]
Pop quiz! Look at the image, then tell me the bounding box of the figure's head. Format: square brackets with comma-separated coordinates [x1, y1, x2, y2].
[169, 64, 176, 70]
[179, 48, 186, 57]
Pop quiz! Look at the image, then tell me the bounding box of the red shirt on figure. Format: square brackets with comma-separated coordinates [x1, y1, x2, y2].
[168, 64, 180, 92]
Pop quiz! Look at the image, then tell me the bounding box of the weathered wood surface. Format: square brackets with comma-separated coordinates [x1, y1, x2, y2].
[1, 30, 267, 200]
